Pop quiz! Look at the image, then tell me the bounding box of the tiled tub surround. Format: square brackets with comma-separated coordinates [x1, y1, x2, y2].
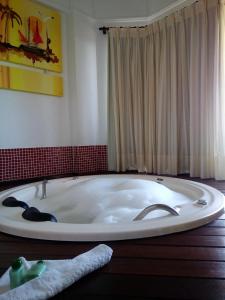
[0, 146, 108, 182]
[73, 146, 107, 175]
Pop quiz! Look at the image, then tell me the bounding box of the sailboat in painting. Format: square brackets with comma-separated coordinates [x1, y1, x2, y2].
[17, 15, 58, 63]
[0, 2, 59, 65]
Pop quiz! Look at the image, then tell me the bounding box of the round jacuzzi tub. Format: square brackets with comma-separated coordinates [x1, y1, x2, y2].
[0, 174, 224, 241]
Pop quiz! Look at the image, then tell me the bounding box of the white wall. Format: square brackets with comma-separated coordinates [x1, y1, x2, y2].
[0, 13, 71, 149]
[68, 11, 107, 145]
[96, 30, 108, 145]
[0, 89, 71, 148]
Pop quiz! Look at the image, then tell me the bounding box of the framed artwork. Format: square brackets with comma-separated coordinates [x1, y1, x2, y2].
[0, 65, 63, 96]
[0, 0, 62, 72]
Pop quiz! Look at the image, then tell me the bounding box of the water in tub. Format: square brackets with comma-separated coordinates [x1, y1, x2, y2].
[10, 178, 191, 224]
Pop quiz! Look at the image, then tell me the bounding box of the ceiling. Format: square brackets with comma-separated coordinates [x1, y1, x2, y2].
[70, 0, 179, 19]
[39, 0, 194, 24]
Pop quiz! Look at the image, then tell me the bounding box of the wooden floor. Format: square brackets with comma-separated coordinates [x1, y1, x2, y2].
[1, 177, 225, 299]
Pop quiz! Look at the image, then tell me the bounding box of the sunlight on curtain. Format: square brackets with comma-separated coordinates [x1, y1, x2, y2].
[108, 0, 225, 179]
[214, 0, 225, 179]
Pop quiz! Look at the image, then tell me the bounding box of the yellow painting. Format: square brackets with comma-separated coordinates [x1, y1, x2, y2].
[0, 0, 62, 72]
[0, 65, 63, 96]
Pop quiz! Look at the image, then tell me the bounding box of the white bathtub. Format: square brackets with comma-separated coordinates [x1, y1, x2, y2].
[0, 175, 224, 241]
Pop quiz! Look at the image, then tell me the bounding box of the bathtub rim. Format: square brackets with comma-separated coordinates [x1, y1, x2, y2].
[0, 174, 224, 241]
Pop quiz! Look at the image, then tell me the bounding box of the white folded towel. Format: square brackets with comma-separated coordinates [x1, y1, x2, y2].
[0, 244, 113, 300]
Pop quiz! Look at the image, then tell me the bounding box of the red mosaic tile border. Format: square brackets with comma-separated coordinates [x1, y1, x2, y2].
[73, 145, 107, 174]
[0, 146, 108, 182]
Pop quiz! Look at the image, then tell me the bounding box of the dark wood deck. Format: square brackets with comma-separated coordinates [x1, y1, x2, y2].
[1, 177, 225, 299]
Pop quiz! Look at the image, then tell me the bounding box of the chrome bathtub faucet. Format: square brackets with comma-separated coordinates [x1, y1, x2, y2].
[40, 179, 48, 199]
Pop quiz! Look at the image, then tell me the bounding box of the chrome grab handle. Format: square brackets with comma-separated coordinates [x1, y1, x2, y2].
[133, 204, 179, 221]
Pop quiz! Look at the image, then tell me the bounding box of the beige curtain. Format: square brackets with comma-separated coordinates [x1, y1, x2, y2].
[108, 0, 225, 179]
[215, 0, 225, 179]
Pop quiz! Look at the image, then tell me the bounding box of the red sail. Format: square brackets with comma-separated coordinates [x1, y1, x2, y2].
[18, 30, 28, 43]
[32, 20, 43, 44]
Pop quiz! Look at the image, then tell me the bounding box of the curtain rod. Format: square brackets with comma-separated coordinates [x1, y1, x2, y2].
[99, 25, 147, 34]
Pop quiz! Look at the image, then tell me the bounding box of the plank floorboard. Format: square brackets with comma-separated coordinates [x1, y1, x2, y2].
[206, 220, 225, 227]
[52, 274, 225, 300]
[184, 227, 225, 236]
